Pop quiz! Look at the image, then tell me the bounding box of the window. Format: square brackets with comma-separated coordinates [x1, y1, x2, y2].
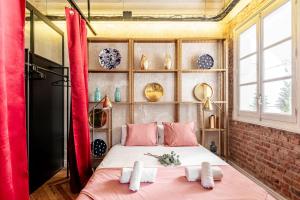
[234, 0, 299, 131]
[262, 1, 293, 116]
[238, 24, 258, 113]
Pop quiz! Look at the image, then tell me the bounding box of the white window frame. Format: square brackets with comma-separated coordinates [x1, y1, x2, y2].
[235, 17, 260, 119]
[233, 0, 300, 133]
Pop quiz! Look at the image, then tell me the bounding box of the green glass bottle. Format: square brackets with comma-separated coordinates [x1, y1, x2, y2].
[114, 87, 121, 102]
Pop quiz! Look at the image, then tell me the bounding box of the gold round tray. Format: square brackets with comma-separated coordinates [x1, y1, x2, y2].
[144, 82, 164, 102]
[88, 109, 107, 128]
[193, 83, 213, 101]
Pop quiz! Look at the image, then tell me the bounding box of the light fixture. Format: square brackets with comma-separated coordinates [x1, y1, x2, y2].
[193, 82, 222, 111]
[93, 95, 112, 110]
[100, 95, 112, 108]
[203, 97, 213, 111]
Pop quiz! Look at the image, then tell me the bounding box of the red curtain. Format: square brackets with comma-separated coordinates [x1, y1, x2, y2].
[0, 0, 29, 200]
[65, 8, 92, 193]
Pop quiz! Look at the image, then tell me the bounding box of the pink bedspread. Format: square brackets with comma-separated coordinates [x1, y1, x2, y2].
[77, 166, 275, 200]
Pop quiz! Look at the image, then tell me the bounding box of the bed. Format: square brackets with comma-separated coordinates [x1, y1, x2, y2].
[77, 144, 276, 200]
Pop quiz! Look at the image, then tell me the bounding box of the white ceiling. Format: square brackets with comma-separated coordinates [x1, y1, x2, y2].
[28, 0, 233, 17]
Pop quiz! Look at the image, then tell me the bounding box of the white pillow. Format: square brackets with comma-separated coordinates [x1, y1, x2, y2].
[121, 125, 127, 145]
[157, 124, 164, 145]
[120, 124, 164, 145]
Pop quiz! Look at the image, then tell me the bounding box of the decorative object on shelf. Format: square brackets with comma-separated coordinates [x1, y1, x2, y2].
[114, 87, 121, 102]
[140, 54, 149, 70]
[209, 141, 217, 154]
[203, 98, 213, 111]
[164, 53, 172, 70]
[209, 115, 216, 129]
[88, 108, 107, 128]
[100, 95, 112, 108]
[194, 83, 213, 102]
[94, 87, 101, 102]
[194, 83, 221, 111]
[144, 151, 181, 167]
[144, 82, 164, 102]
[98, 48, 121, 70]
[91, 139, 107, 157]
[197, 54, 214, 69]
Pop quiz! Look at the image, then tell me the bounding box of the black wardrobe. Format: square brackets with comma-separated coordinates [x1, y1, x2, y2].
[25, 50, 65, 193]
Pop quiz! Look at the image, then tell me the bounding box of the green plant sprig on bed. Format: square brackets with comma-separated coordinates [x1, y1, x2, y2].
[144, 151, 181, 167]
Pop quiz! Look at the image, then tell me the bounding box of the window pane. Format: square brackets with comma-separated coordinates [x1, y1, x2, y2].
[263, 40, 291, 80]
[263, 79, 292, 115]
[240, 84, 257, 112]
[239, 54, 257, 84]
[263, 1, 291, 47]
[239, 24, 257, 58]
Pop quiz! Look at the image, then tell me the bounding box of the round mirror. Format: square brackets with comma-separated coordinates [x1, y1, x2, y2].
[193, 83, 213, 101]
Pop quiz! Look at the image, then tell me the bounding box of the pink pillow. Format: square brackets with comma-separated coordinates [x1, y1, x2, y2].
[125, 122, 157, 146]
[163, 122, 198, 146]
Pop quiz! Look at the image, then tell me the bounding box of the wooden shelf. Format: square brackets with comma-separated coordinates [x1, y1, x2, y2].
[89, 101, 130, 105]
[89, 127, 110, 131]
[87, 37, 228, 159]
[133, 69, 178, 73]
[91, 156, 105, 160]
[202, 128, 225, 132]
[88, 38, 130, 43]
[180, 101, 227, 104]
[181, 38, 225, 42]
[181, 69, 227, 73]
[112, 102, 130, 105]
[134, 101, 178, 105]
[88, 69, 129, 73]
[134, 38, 176, 43]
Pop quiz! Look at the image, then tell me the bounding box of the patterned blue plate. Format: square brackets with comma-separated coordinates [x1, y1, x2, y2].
[91, 139, 107, 157]
[197, 54, 214, 69]
[99, 48, 121, 70]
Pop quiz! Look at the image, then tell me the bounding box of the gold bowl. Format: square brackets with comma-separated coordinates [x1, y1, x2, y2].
[144, 83, 164, 102]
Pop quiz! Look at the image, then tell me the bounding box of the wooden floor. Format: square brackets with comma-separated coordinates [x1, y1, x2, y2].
[30, 169, 78, 200]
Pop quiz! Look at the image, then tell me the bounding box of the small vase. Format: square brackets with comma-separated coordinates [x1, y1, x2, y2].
[94, 87, 101, 102]
[209, 115, 216, 129]
[164, 54, 172, 70]
[140, 54, 149, 70]
[114, 87, 121, 102]
[210, 141, 217, 154]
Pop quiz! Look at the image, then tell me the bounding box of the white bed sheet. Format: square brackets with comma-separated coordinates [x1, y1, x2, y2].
[98, 144, 228, 169]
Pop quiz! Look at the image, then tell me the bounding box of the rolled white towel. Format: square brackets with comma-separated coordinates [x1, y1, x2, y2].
[120, 168, 157, 183]
[185, 166, 223, 182]
[129, 161, 144, 191]
[200, 162, 214, 189]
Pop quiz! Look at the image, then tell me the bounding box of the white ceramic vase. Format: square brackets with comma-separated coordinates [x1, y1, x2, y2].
[140, 54, 149, 70]
[164, 54, 172, 70]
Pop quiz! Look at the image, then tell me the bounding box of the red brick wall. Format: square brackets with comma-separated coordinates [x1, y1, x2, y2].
[227, 4, 300, 198]
[228, 121, 300, 199]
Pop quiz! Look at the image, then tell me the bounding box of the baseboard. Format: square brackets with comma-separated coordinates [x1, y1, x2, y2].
[228, 161, 287, 200]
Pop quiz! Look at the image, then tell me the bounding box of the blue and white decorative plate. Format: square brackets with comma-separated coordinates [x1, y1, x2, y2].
[197, 54, 214, 69]
[98, 48, 121, 70]
[91, 139, 107, 157]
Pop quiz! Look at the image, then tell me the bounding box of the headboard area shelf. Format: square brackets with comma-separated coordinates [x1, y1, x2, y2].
[87, 38, 228, 158]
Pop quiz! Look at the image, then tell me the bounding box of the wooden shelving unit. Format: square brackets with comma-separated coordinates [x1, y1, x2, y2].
[133, 69, 178, 73]
[88, 104, 112, 168]
[88, 69, 129, 73]
[87, 38, 228, 158]
[181, 69, 227, 73]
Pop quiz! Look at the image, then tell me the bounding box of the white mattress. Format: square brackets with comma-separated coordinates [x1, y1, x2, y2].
[98, 144, 228, 169]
